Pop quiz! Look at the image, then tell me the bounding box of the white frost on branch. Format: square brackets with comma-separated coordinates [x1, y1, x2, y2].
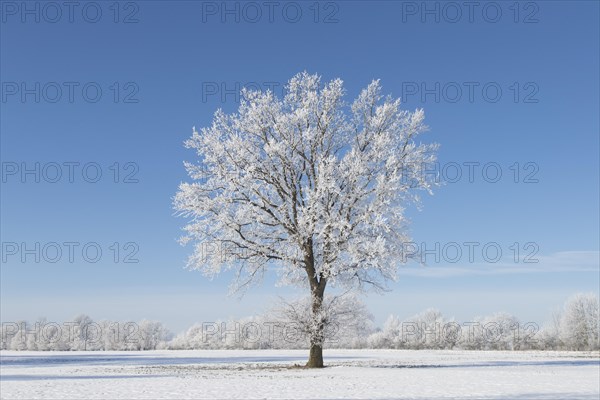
[273, 294, 374, 347]
[174, 72, 438, 293]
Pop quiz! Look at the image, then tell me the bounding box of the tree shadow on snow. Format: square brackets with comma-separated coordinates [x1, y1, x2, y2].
[374, 359, 600, 368]
[0, 374, 168, 381]
[0, 354, 365, 367]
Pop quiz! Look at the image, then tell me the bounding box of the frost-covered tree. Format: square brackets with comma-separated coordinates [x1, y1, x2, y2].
[174, 72, 438, 367]
[405, 308, 448, 349]
[479, 312, 520, 351]
[274, 294, 374, 349]
[559, 293, 599, 350]
[137, 320, 171, 350]
[368, 315, 402, 349]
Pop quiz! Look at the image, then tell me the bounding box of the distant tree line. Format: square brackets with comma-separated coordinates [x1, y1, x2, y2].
[2, 293, 598, 351]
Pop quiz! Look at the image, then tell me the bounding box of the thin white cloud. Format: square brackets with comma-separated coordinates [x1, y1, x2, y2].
[396, 250, 600, 278]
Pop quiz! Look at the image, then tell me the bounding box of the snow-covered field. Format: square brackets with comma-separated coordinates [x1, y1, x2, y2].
[1, 350, 598, 399]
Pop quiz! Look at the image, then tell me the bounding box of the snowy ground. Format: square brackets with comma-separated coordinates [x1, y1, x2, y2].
[1, 349, 598, 399]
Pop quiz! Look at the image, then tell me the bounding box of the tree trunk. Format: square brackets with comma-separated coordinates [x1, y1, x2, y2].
[306, 343, 324, 368]
[303, 238, 326, 368]
[305, 285, 325, 368]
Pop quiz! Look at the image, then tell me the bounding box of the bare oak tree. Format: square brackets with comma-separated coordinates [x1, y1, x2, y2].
[174, 72, 438, 367]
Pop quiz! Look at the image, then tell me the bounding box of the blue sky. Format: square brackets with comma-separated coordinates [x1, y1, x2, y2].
[1, 1, 599, 333]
